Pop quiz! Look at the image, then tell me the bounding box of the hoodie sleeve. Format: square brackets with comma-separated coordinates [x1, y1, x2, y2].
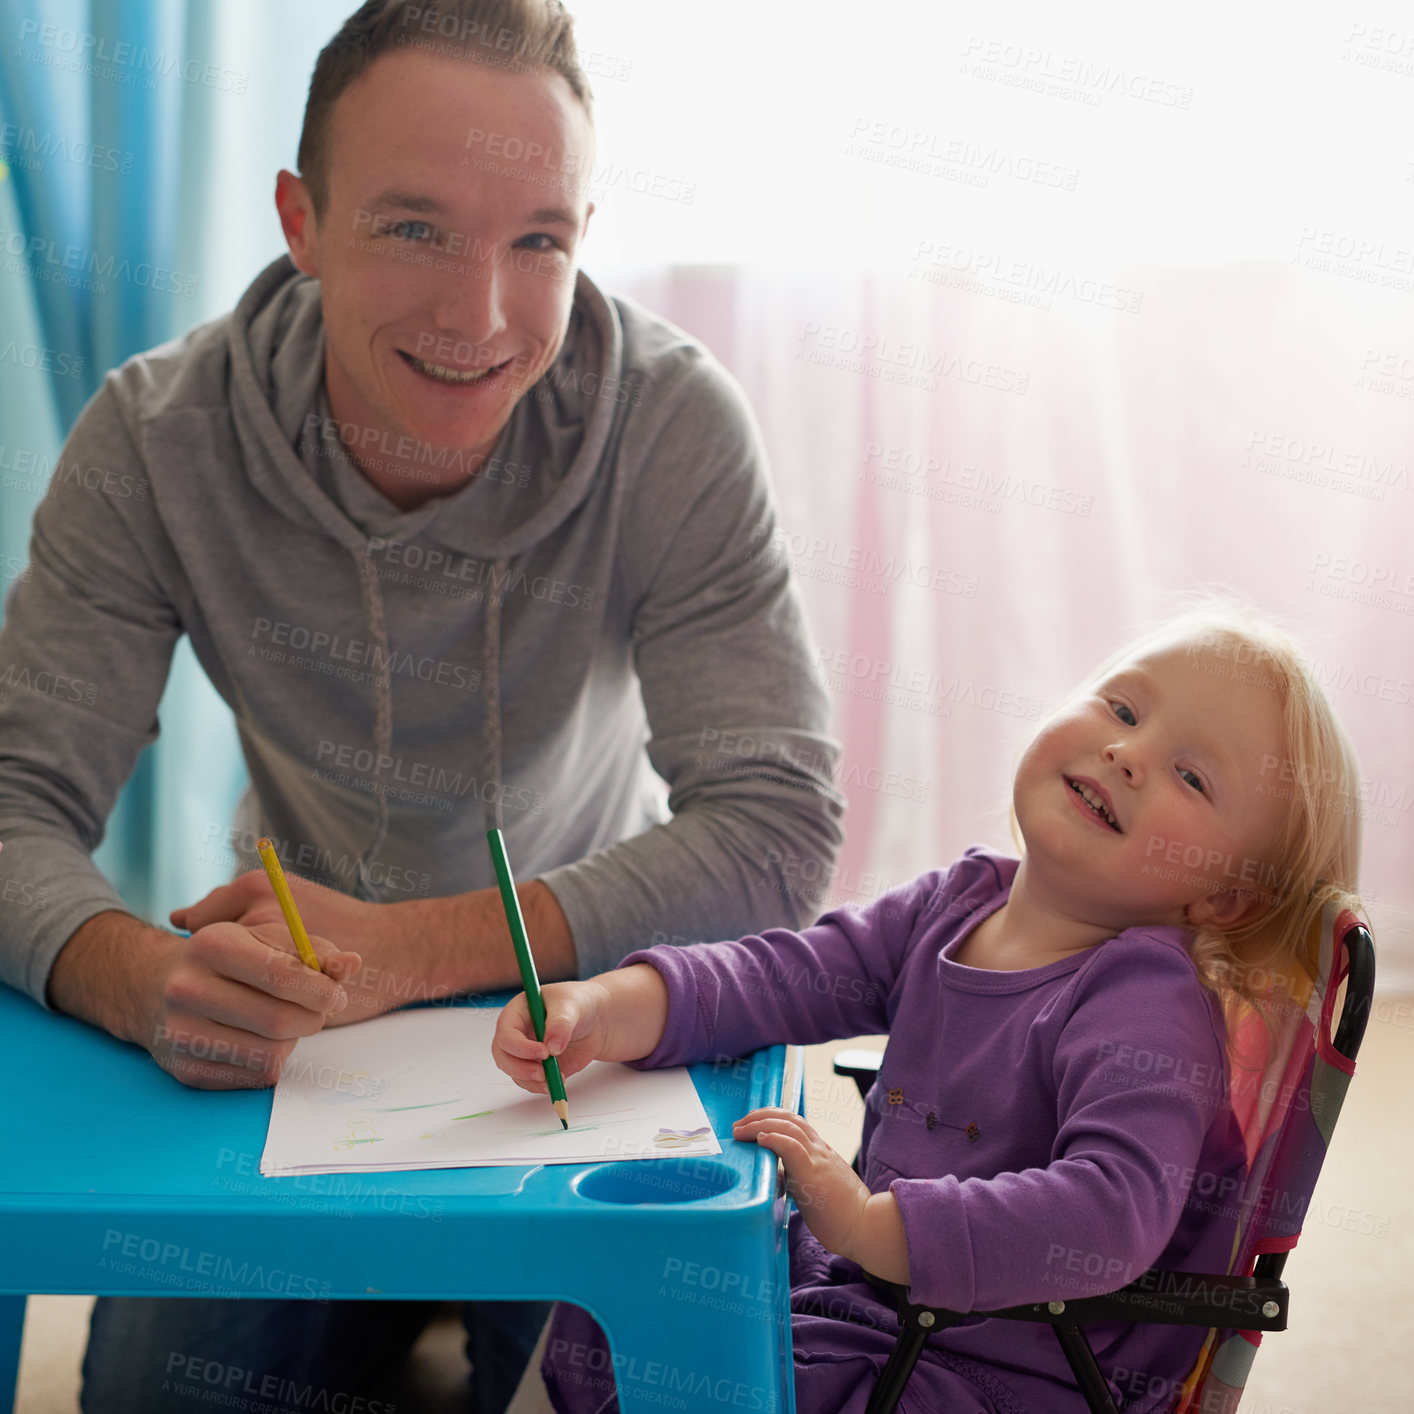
[0, 381, 182, 1006]
[539, 346, 845, 976]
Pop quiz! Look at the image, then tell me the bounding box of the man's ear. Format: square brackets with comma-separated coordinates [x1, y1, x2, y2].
[1187, 888, 1266, 932]
[275, 169, 320, 278]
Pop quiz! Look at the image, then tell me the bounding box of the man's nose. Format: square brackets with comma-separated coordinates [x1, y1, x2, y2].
[431, 254, 509, 351]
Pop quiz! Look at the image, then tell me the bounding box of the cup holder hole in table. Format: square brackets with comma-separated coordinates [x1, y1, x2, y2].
[575, 1159, 739, 1205]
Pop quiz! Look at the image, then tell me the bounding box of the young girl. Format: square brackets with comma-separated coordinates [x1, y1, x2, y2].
[493, 605, 1362, 1414]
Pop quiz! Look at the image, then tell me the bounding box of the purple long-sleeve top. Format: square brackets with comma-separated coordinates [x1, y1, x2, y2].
[542, 848, 1246, 1414]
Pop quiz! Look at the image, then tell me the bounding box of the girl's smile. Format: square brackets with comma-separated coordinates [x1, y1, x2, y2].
[1064, 775, 1122, 832]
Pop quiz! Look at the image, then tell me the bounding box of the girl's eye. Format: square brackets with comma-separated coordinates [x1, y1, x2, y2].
[1179, 767, 1206, 794]
[1110, 702, 1137, 726]
[387, 220, 432, 242]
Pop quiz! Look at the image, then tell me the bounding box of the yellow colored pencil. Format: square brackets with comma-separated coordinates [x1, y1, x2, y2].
[256, 837, 322, 972]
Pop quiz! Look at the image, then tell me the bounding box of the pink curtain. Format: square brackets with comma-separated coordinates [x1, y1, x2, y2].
[620, 263, 1414, 987]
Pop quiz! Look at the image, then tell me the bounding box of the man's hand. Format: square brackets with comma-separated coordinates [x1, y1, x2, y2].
[51, 868, 579, 1092]
[174, 870, 579, 1019]
[171, 868, 368, 953]
[173, 869, 409, 1026]
[144, 920, 361, 1090]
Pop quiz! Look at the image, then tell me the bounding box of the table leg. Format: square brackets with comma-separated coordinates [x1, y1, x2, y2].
[0, 1296, 26, 1414]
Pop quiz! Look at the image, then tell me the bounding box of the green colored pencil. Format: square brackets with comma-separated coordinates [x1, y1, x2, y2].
[487, 829, 569, 1129]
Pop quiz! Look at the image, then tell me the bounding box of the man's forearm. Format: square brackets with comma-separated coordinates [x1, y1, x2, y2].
[46, 910, 176, 1043]
[365, 879, 577, 1002]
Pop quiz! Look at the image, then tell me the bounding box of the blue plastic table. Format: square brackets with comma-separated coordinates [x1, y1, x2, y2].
[0, 986, 801, 1413]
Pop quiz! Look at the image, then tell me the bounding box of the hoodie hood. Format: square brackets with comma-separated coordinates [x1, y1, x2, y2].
[228, 253, 620, 559]
[224, 253, 624, 870]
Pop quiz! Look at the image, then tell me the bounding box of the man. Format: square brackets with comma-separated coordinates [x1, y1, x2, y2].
[0, 1, 841, 1408]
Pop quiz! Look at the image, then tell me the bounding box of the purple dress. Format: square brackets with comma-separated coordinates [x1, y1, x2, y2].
[542, 848, 1245, 1414]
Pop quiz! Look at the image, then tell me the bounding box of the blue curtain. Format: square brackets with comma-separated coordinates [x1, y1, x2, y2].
[0, 0, 347, 922]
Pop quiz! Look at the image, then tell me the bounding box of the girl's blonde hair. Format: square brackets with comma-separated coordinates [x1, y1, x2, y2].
[1012, 595, 1363, 1024]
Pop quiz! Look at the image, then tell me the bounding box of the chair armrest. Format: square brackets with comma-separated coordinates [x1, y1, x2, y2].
[867, 1268, 1288, 1336]
[984, 1269, 1288, 1332]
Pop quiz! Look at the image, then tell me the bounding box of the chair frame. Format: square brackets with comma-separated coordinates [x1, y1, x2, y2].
[832, 920, 1376, 1414]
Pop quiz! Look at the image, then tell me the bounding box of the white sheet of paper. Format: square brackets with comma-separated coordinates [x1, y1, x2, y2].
[260, 1005, 720, 1176]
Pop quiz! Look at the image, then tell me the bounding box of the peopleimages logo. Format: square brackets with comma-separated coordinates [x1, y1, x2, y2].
[750, 525, 978, 598]
[911, 240, 1144, 314]
[97, 1230, 329, 1299]
[15, 19, 249, 93]
[0, 225, 199, 297]
[861, 442, 1094, 517]
[959, 35, 1193, 109]
[0, 339, 85, 379]
[796, 322, 1029, 395]
[845, 117, 1081, 191]
[249, 617, 481, 693]
[0, 122, 135, 176]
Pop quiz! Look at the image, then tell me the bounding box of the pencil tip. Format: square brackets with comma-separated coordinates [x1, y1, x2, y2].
[553, 1098, 569, 1129]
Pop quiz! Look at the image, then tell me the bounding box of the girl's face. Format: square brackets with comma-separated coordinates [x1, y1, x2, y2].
[1013, 640, 1289, 933]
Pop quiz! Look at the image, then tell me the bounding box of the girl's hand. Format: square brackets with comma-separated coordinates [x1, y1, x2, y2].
[733, 1107, 873, 1261]
[492, 980, 616, 1092]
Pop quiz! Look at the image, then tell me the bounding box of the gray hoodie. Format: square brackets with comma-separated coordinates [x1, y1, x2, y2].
[0, 255, 843, 1006]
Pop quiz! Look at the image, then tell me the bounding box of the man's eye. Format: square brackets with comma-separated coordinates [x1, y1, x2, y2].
[388, 220, 432, 241]
[1111, 702, 1137, 726]
[1179, 767, 1206, 794]
[516, 233, 563, 252]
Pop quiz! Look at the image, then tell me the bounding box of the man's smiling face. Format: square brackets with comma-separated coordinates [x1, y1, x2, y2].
[281, 48, 594, 497]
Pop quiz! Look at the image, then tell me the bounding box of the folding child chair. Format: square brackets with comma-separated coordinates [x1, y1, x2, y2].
[832, 902, 1376, 1414]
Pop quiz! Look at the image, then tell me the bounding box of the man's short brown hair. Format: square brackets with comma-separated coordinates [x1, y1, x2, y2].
[297, 0, 594, 220]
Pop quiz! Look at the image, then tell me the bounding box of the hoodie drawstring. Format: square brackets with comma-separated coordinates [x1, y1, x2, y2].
[349, 546, 509, 894]
[352, 548, 393, 900]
